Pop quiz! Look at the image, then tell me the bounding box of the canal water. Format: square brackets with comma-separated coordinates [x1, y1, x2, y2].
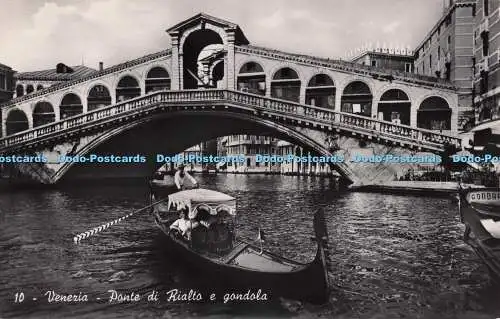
[0, 174, 499, 319]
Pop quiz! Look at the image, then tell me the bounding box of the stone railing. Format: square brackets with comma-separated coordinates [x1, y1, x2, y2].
[0, 89, 461, 152]
[236, 45, 455, 90]
[221, 90, 461, 149]
[1, 49, 172, 108]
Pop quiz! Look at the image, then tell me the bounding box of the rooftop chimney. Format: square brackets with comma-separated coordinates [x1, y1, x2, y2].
[99, 62, 104, 71]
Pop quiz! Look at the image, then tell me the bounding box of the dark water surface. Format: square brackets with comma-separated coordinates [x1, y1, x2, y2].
[1, 174, 499, 319]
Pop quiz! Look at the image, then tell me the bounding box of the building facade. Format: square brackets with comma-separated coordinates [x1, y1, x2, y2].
[276, 141, 335, 176]
[14, 63, 99, 98]
[219, 135, 280, 173]
[0, 63, 15, 103]
[177, 144, 204, 172]
[0, 63, 15, 138]
[473, 0, 500, 123]
[348, 47, 414, 73]
[414, 0, 476, 130]
[217, 136, 336, 175]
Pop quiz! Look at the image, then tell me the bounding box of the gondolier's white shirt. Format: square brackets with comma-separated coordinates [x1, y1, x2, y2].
[174, 170, 197, 189]
[170, 218, 191, 233]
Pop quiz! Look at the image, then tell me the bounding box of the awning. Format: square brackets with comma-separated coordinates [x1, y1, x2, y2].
[469, 119, 500, 133]
[167, 188, 236, 218]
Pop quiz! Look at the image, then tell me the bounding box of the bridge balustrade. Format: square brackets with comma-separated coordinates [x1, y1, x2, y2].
[236, 46, 455, 90]
[0, 89, 461, 152]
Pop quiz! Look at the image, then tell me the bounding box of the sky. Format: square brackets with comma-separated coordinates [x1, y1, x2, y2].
[0, 0, 446, 72]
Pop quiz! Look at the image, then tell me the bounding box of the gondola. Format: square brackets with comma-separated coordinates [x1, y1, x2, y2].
[149, 180, 331, 304]
[458, 186, 500, 281]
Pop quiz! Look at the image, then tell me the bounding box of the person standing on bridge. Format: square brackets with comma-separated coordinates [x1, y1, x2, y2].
[174, 163, 198, 190]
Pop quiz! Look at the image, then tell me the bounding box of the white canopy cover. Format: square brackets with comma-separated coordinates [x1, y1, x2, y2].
[167, 188, 236, 218]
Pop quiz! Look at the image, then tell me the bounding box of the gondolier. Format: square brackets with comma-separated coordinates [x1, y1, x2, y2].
[150, 187, 331, 304]
[175, 163, 198, 190]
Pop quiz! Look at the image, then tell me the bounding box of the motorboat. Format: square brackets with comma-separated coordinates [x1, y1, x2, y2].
[458, 186, 500, 281]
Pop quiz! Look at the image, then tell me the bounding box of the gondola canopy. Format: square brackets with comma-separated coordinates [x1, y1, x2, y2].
[167, 188, 236, 218]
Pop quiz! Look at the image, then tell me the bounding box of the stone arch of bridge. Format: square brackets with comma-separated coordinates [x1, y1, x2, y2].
[236, 60, 266, 96]
[115, 74, 142, 102]
[55, 111, 351, 183]
[181, 28, 224, 90]
[144, 65, 171, 93]
[340, 79, 374, 118]
[5, 109, 29, 135]
[86, 83, 113, 112]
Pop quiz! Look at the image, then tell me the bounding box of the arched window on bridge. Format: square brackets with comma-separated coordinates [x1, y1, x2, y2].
[33, 102, 55, 127]
[237, 62, 266, 95]
[479, 106, 492, 122]
[87, 85, 111, 112]
[145, 67, 170, 93]
[16, 85, 24, 98]
[341, 81, 372, 117]
[36, 84, 44, 91]
[6, 109, 29, 135]
[182, 29, 224, 89]
[377, 89, 411, 125]
[210, 60, 224, 88]
[26, 84, 34, 94]
[306, 74, 335, 109]
[417, 96, 451, 130]
[116, 75, 140, 102]
[271, 67, 301, 102]
[60, 93, 83, 119]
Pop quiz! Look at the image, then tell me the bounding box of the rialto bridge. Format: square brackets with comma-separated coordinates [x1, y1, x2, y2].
[0, 13, 463, 186]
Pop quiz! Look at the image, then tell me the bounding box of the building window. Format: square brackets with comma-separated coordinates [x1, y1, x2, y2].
[405, 63, 412, 73]
[429, 55, 432, 71]
[484, 0, 489, 16]
[445, 16, 450, 27]
[0, 73, 5, 90]
[447, 35, 451, 49]
[371, 60, 377, 67]
[482, 31, 489, 56]
[438, 46, 441, 61]
[480, 70, 489, 94]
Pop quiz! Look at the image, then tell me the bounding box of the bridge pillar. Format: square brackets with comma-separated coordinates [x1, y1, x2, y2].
[27, 109, 33, 129]
[410, 107, 417, 128]
[451, 108, 458, 133]
[170, 32, 181, 91]
[371, 102, 377, 119]
[334, 92, 342, 112]
[300, 82, 306, 105]
[265, 76, 272, 97]
[82, 98, 88, 114]
[179, 53, 184, 90]
[225, 30, 236, 90]
[110, 93, 117, 106]
[140, 82, 146, 96]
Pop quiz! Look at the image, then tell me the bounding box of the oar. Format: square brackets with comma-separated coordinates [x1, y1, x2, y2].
[73, 197, 169, 243]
